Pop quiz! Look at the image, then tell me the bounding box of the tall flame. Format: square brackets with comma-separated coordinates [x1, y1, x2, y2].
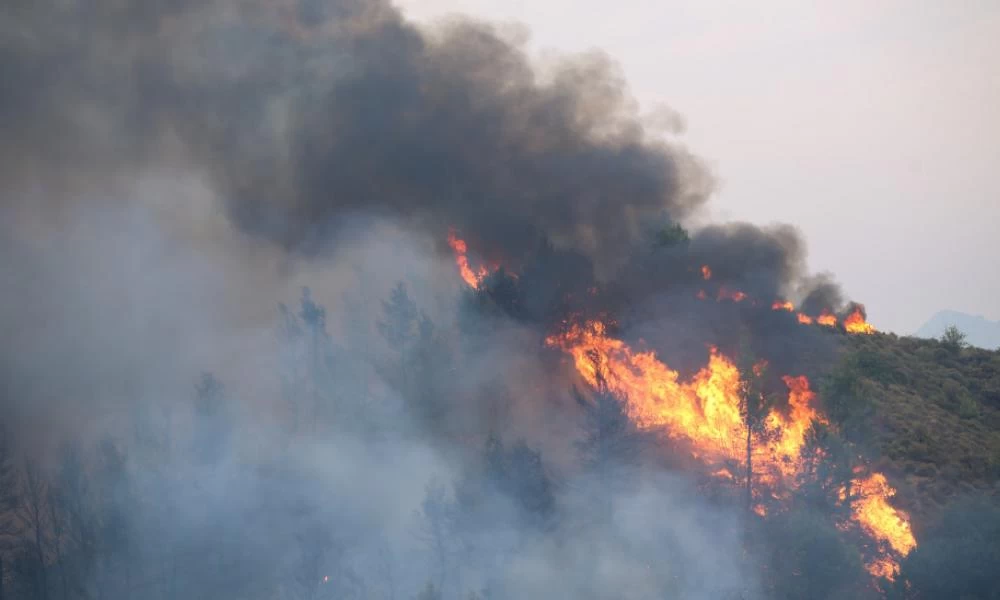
[447, 229, 489, 288]
[547, 320, 916, 581]
[545, 321, 822, 479]
[450, 233, 907, 578]
[846, 472, 917, 580]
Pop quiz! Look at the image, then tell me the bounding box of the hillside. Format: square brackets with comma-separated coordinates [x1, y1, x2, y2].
[915, 310, 1000, 350]
[836, 331, 1000, 523]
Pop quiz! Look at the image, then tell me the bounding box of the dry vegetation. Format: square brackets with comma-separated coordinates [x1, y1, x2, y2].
[832, 332, 1000, 523]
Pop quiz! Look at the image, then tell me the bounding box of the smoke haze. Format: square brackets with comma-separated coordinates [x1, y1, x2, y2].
[0, 2, 886, 599]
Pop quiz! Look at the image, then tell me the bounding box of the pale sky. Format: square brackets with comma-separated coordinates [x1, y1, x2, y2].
[396, 0, 1000, 334]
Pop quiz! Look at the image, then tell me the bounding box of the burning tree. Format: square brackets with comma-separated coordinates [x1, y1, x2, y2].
[735, 339, 783, 515]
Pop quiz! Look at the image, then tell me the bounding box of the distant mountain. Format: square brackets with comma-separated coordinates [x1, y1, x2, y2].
[915, 310, 1000, 350]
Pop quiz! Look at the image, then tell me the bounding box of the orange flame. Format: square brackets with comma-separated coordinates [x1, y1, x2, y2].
[452, 235, 904, 575]
[701, 265, 712, 280]
[846, 472, 917, 580]
[844, 307, 876, 335]
[545, 321, 823, 479]
[817, 312, 838, 327]
[866, 557, 899, 581]
[446, 230, 489, 288]
[548, 320, 916, 580]
[717, 288, 748, 303]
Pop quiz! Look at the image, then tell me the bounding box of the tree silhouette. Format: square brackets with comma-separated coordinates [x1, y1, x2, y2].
[574, 352, 647, 524]
[736, 338, 780, 514]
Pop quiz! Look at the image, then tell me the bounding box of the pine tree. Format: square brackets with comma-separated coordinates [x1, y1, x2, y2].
[574, 353, 646, 524]
[378, 282, 419, 354]
[378, 282, 451, 433]
[278, 287, 338, 434]
[736, 338, 780, 514]
[416, 481, 453, 595]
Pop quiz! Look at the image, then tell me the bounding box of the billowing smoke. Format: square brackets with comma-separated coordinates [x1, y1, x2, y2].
[0, 2, 872, 599]
[1, 0, 838, 296]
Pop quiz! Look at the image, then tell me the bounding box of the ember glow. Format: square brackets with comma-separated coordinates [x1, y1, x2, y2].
[717, 287, 748, 303]
[771, 301, 795, 312]
[844, 307, 876, 334]
[701, 265, 712, 280]
[447, 229, 490, 288]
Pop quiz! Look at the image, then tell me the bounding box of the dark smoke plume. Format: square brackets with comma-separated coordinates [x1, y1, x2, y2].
[4, 0, 707, 270]
[1, 0, 847, 311]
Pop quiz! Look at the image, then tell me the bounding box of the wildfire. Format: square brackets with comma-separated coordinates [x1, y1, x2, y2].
[817, 312, 838, 327]
[691, 285, 873, 336]
[547, 320, 916, 581]
[717, 287, 748, 303]
[770, 300, 875, 335]
[845, 472, 917, 580]
[766, 375, 828, 474]
[844, 307, 876, 334]
[449, 234, 906, 579]
[545, 321, 823, 479]
[446, 229, 490, 288]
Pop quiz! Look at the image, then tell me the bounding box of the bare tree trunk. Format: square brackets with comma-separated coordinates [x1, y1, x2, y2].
[745, 425, 753, 513]
[34, 520, 49, 600]
[47, 491, 68, 600]
[54, 544, 68, 600]
[22, 461, 49, 600]
[311, 327, 320, 435]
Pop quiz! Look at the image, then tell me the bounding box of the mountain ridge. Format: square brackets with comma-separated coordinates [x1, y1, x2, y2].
[915, 309, 1000, 350]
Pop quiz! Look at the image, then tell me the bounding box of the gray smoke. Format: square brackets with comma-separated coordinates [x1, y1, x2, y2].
[0, 2, 866, 599]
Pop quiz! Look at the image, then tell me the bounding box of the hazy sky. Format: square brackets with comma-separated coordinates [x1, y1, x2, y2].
[396, 0, 1000, 334]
